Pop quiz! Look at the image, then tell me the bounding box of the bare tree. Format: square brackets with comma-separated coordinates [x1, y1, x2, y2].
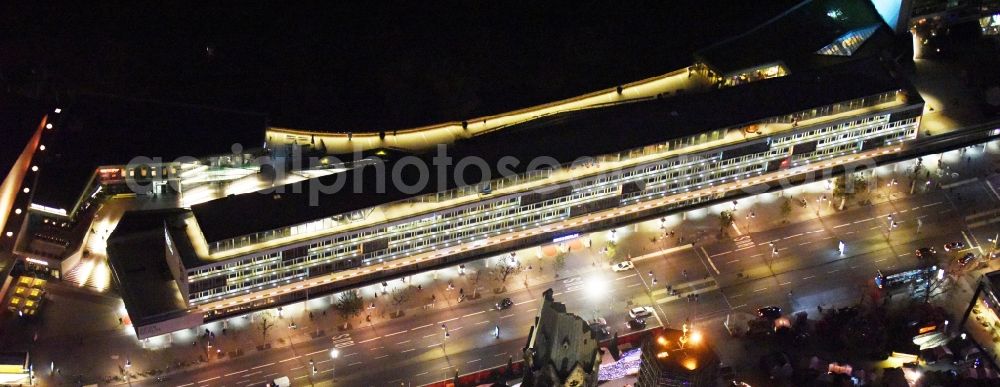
[920, 269, 951, 304]
[719, 210, 734, 236]
[490, 259, 523, 293]
[390, 286, 414, 317]
[470, 270, 482, 299]
[335, 290, 364, 329]
[256, 310, 277, 342]
[780, 198, 792, 222]
[553, 252, 568, 273]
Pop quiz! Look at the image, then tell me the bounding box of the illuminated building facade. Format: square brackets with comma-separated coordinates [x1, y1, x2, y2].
[176, 59, 922, 310]
[101, 0, 929, 337]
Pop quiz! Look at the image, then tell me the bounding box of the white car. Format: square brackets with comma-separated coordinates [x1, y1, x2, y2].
[612, 261, 635, 272]
[629, 306, 655, 319]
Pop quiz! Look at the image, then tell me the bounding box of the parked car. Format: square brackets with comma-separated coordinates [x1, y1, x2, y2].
[757, 306, 782, 320]
[495, 298, 513, 310]
[943, 241, 965, 252]
[626, 317, 647, 330]
[589, 318, 610, 339]
[612, 261, 635, 272]
[629, 306, 655, 319]
[915, 247, 937, 259]
[959, 252, 977, 266]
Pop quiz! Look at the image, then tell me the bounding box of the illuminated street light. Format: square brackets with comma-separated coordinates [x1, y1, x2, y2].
[45, 123, 53, 129]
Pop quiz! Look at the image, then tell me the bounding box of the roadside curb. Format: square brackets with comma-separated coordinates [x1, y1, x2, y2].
[630, 243, 694, 262]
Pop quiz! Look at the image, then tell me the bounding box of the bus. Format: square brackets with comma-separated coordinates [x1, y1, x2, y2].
[874, 265, 938, 289]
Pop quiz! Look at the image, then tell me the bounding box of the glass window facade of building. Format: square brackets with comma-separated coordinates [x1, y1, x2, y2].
[184, 90, 920, 305]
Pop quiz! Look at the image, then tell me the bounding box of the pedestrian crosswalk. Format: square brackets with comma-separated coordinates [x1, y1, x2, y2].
[734, 235, 755, 250]
[651, 277, 719, 304]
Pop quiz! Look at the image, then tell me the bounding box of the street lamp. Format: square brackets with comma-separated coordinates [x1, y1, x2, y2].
[330, 349, 340, 379]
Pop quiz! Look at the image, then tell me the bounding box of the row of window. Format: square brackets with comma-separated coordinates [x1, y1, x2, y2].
[189, 115, 920, 301]
[189, 100, 918, 300]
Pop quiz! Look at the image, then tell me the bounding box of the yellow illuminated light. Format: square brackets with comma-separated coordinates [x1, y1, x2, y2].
[681, 357, 698, 370]
[656, 351, 670, 359]
[657, 336, 668, 346]
[690, 331, 702, 344]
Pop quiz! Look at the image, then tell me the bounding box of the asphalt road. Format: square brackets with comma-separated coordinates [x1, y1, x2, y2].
[140, 179, 1000, 387]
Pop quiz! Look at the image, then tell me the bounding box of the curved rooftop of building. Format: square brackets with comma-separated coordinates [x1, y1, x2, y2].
[192, 56, 916, 244]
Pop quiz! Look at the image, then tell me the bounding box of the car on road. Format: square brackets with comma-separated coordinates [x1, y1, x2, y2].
[612, 261, 635, 272]
[629, 306, 655, 319]
[757, 306, 782, 320]
[626, 317, 647, 330]
[943, 241, 966, 252]
[959, 252, 977, 266]
[915, 247, 936, 259]
[495, 298, 513, 310]
[589, 318, 610, 339]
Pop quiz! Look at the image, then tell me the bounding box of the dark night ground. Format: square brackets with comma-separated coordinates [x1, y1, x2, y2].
[1, 1, 798, 132]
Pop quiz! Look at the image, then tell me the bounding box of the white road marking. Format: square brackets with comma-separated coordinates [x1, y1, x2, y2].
[411, 324, 432, 331]
[515, 298, 537, 305]
[754, 288, 767, 292]
[384, 330, 407, 337]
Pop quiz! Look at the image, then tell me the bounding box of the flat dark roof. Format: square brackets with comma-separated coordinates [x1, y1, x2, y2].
[31, 94, 266, 213]
[5, 1, 800, 133]
[192, 57, 916, 244]
[107, 209, 189, 325]
[695, 0, 889, 75]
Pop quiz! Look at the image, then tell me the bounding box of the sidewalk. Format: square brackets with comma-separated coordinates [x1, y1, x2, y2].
[34, 142, 1000, 385]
